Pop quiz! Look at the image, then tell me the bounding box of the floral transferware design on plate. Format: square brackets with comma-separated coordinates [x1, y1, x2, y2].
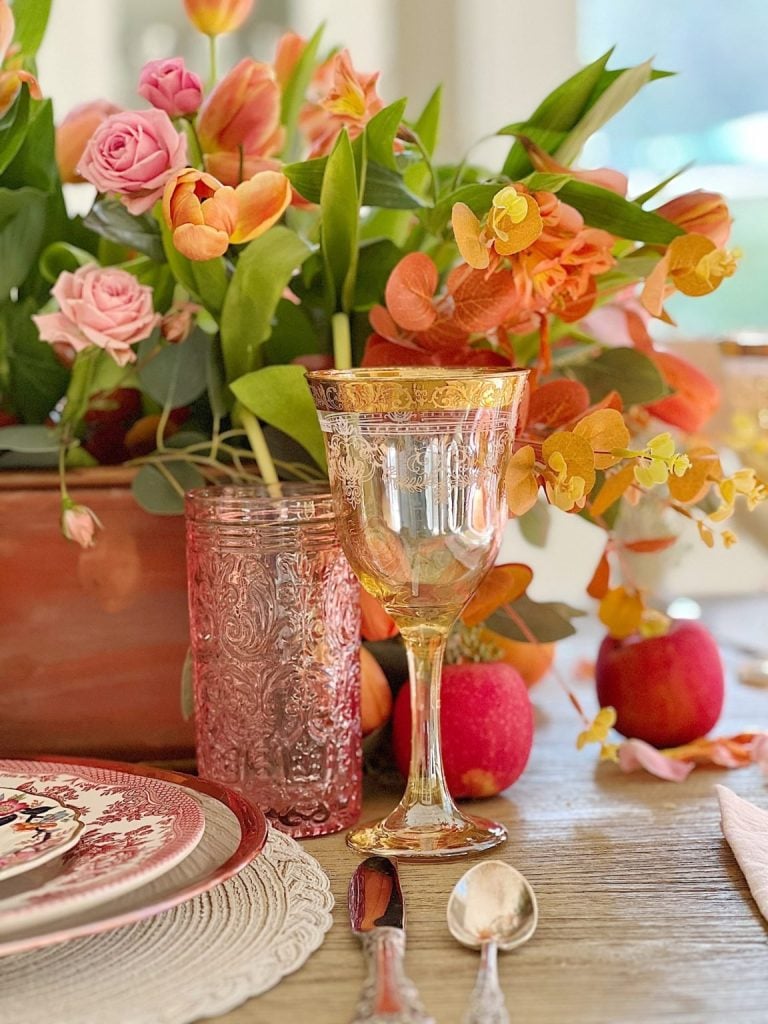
[0, 786, 83, 882]
[0, 757, 267, 957]
[0, 762, 206, 934]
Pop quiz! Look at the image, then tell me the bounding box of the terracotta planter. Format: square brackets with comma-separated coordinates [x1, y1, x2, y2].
[0, 468, 195, 759]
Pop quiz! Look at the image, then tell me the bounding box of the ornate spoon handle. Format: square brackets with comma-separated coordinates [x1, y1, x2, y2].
[350, 926, 435, 1024]
[463, 941, 509, 1024]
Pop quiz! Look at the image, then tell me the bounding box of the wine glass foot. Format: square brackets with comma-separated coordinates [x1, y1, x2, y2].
[346, 811, 507, 860]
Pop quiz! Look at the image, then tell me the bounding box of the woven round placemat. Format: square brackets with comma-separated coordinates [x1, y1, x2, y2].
[0, 827, 334, 1024]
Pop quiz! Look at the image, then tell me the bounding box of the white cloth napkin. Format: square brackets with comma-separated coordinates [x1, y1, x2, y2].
[716, 784, 768, 917]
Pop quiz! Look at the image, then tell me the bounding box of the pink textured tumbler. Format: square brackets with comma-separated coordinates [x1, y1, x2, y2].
[185, 485, 361, 837]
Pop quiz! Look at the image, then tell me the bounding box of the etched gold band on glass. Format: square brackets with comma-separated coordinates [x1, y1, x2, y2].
[305, 367, 528, 414]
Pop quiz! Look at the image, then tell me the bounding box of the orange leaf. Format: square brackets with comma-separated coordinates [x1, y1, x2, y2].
[587, 549, 611, 599]
[640, 250, 671, 317]
[573, 408, 630, 469]
[384, 252, 438, 332]
[599, 586, 644, 638]
[646, 350, 720, 434]
[448, 267, 520, 333]
[506, 444, 540, 516]
[526, 379, 591, 431]
[590, 463, 635, 518]
[667, 233, 717, 296]
[462, 563, 533, 626]
[451, 201, 489, 270]
[541, 431, 596, 492]
[668, 446, 722, 504]
[622, 536, 678, 554]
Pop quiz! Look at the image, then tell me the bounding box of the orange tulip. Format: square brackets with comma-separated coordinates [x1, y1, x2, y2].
[182, 0, 253, 36]
[197, 58, 283, 158]
[0, 0, 41, 117]
[163, 168, 238, 261]
[229, 169, 291, 244]
[273, 31, 305, 88]
[654, 190, 732, 248]
[55, 100, 121, 184]
[203, 150, 279, 188]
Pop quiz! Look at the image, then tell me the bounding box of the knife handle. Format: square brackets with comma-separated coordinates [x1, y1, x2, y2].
[350, 926, 434, 1024]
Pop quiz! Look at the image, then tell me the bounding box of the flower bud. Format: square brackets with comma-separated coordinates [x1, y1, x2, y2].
[182, 0, 254, 37]
[138, 58, 203, 119]
[61, 502, 102, 549]
[655, 190, 732, 248]
[162, 168, 239, 261]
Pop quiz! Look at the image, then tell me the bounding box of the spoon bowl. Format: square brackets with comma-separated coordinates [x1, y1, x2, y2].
[447, 860, 538, 1024]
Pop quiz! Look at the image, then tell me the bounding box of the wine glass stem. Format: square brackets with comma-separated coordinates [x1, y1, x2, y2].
[400, 624, 455, 813]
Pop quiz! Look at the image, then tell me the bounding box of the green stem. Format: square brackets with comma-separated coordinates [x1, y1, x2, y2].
[331, 312, 352, 370]
[207, 34, 218, 89]
[58, 442, 70, 503]
[237, 405, 282, 497]
[185, 117, 205, 170]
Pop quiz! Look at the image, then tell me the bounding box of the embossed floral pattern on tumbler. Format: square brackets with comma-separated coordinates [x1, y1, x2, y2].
[185, 486, 361, 837]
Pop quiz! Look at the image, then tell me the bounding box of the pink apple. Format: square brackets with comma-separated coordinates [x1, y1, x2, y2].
[595, 620, 724, 747]
[392, 662, 534, 799]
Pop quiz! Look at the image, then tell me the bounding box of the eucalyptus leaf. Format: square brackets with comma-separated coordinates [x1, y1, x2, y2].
[557, 181, 684, 244]
[137, 328, 210, 408]
[485, 594, 585, 644]
[230, 364, 327, 469]
[0, 424, 60, 453]
[517, 500, 551, 548]
[220, 225, 312, 381]
[566, 347, 668, 405]
[85, 197, 165, 262]
[131, 461, 204, 515]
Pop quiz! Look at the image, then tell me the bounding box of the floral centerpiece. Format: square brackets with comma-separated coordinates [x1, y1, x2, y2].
[1, 0, 765, 764]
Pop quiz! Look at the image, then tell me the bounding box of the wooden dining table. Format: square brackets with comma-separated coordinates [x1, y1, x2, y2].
[216, 603, 768, 1024]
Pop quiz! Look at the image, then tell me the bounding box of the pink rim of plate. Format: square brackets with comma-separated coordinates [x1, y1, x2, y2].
[0, 755, 267, 956]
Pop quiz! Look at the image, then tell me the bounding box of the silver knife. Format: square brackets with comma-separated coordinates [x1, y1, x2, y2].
[348, 856, 435, 1024]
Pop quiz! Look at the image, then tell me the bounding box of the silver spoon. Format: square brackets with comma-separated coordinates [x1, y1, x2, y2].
[447, 859, 538, 1024]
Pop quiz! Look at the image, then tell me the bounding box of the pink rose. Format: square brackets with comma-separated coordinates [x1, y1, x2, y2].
[77, 109, 187, 214]
[33, 265, 161, 367]
[138, 58, 203, 119]
[61, 503, 102, 549]
[55, 99, 122, 184]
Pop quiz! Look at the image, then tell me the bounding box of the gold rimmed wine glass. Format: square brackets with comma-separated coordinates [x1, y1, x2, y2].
[307, 367, 528, 859]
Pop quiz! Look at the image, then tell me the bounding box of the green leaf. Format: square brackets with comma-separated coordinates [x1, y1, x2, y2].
[220, 225, 312, 381]
[501, 49, 614, 177]
[262, 299, 322, 364]
[206, 333, 230, 420]
[284, 156, 424, 209]
[353, 238, 402, 310]
[159, 214, 228, 320]
[0, 86, 31, 177]
[557, 180, 684, 244]
[366, 98, 407, 171]
[425, 182, 497, 235]
[320, 130, 360, 314]
[589, 66, 674, 107]
[485, 594, 585, 643]
[230, 364, 326, 469]
[0, 424, 60, 453]
[85, 197, 165, 262]
[555, 61, 653, 165]
[131, 461, 204, 515]
[517, 500, 550, 548]
[633, 163, 694, 207]
[566, 347, 668, 405]
[137, 329, 210, 408]
[0, 186, 47, 297]
[8, 0, 52, 55]
[279, 23, 324, 161]
[521, 171, 571, 193]
[1, 100, 58, 193]
[410, 86, 442, 158]
[0, 297, 69, 422]
[39, 242, 94, 283]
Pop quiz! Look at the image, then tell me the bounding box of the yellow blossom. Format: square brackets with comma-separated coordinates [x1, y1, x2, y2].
[628, 432, 691, 489]
[577, 706, 617, 750]
[545, 449, 588, 511]
[639, 607, 670, 638]
[710, 468, 767, 522]
[722, 530, 738, 549]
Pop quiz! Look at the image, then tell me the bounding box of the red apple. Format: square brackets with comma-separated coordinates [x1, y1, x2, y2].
[595, 620, 724, 747]
[392, 662, 534, 799]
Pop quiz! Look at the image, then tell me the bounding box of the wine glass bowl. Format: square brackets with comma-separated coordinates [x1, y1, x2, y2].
[307, 367, 528, 859]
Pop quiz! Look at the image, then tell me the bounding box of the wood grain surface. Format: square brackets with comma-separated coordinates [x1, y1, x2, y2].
[214, 608, 768, 1024]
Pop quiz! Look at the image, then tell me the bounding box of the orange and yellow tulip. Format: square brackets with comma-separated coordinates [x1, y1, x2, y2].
[163, 169, 238, 261]
[654, 190, 732, 248]
[0, 0, 41, 117]
[229, 169, 291, 244]
[182, 0, 253, 37]
[197, 58, 283, 158]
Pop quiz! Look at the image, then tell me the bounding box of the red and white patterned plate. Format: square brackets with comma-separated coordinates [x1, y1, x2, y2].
[0, 786, 83, 882]
[0, 760, 206, 934]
